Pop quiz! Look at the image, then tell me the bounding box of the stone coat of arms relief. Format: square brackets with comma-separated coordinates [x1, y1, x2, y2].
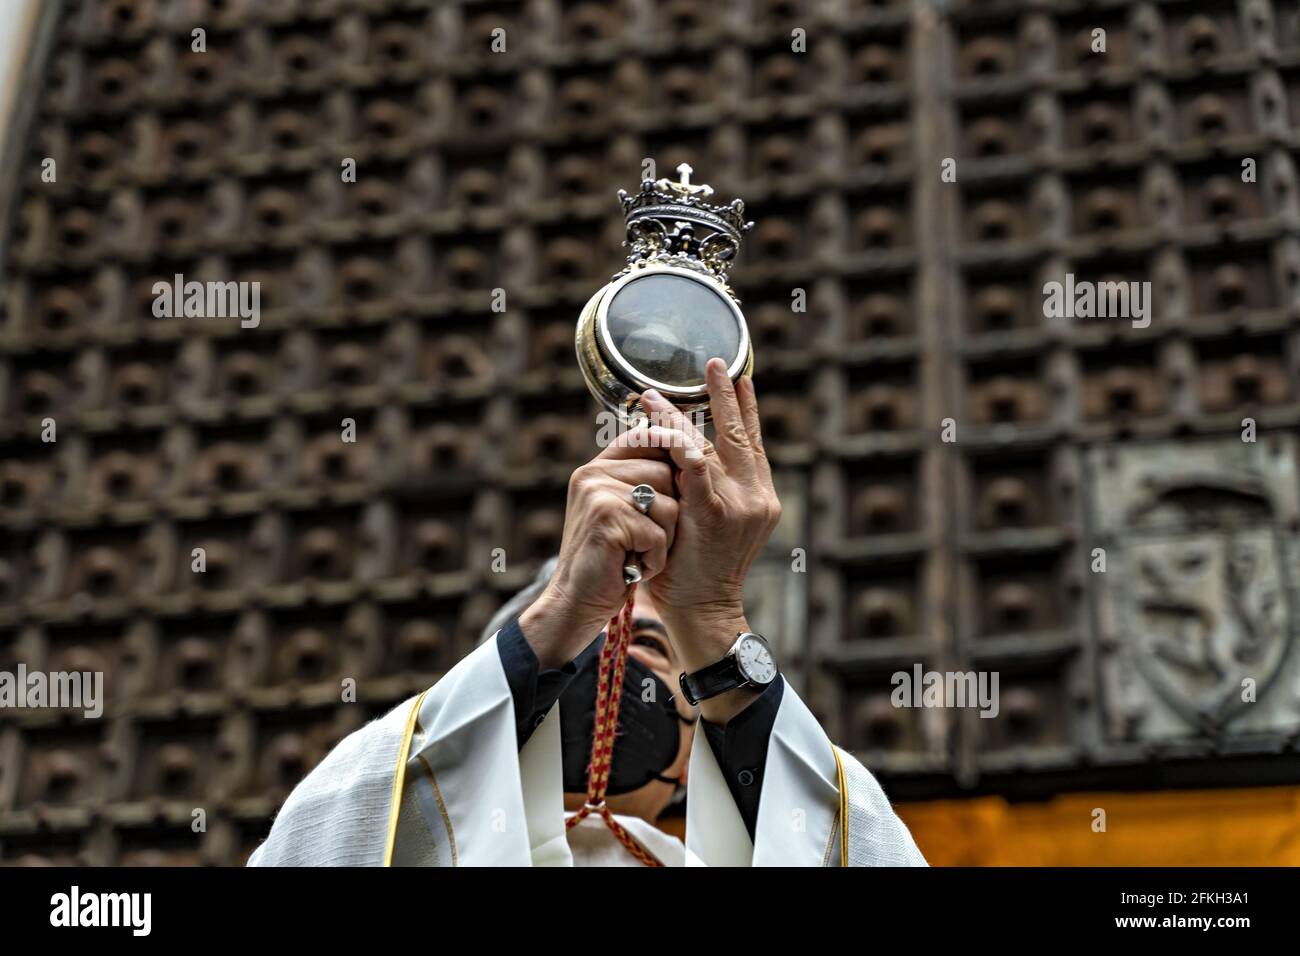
[1088, 437, 1300, 740]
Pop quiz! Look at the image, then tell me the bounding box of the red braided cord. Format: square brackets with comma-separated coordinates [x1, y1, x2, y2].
[564, 584, 664, 867]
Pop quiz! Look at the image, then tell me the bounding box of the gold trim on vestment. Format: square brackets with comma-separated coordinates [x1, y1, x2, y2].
[416, 751, 459, 865]
[383, 689, 430, 867]
[411, 716, 458, 865]
[832, 745, 849, 867]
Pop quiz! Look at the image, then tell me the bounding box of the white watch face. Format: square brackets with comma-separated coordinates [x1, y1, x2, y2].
[735, 634, 777, 685]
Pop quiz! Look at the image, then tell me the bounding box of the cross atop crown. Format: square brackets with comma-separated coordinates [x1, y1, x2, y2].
[655, 163, 715, 199]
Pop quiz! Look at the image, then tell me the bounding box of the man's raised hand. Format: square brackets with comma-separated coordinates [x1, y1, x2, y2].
[639, 359, 782, 681]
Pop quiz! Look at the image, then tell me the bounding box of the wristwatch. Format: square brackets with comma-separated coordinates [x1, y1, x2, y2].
[679, 632, 778, 706]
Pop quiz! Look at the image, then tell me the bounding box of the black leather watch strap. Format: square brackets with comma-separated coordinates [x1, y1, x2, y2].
[679, 655, 745, 706]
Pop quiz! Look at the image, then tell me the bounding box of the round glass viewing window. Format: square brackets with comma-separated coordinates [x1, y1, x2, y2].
[599, 270, 747, 393]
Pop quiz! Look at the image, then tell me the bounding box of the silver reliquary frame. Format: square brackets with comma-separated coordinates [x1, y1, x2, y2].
[576, 164, 755, 424]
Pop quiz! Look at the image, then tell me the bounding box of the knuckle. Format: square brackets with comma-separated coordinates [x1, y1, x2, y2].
[570, 464, 595, 491]
[750, 494, 778, 523]
[768, 500, 783, 526]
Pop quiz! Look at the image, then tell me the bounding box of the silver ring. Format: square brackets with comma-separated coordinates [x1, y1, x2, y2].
[631, 483, 656, 515]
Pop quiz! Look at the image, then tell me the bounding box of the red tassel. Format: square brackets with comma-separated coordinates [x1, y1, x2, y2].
[564, 585, 664, 867]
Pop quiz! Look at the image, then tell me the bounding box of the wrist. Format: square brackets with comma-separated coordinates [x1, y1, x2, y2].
[517, 584, 607, 670]
[660, 602, 775, 725]
[659, 602, 750, 672]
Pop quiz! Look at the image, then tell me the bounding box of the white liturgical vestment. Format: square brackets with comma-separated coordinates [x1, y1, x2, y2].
[248, 634, 927, 867]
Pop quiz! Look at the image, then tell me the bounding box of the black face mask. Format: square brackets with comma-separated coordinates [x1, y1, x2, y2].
[559, 636, 685, 796]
